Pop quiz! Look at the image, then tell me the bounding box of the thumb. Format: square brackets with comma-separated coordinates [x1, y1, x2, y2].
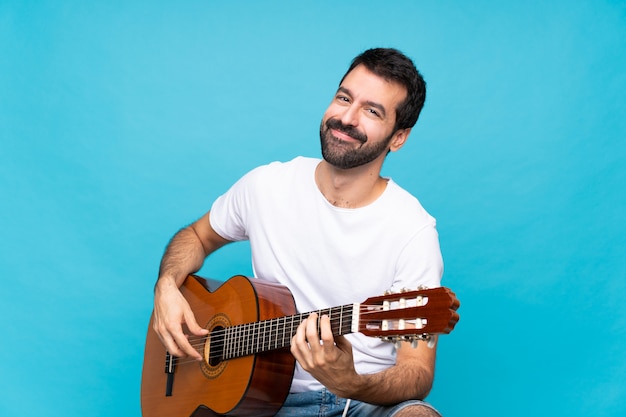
[183, 309, 209, 336]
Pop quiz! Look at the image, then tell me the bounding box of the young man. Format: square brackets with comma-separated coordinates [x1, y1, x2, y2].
[153, 48, 444, 417]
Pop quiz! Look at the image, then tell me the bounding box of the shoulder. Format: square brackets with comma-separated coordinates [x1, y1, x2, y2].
[244, 156, 320, 181]
[229, 156, 320, 201]
[383, 179, 437, 228]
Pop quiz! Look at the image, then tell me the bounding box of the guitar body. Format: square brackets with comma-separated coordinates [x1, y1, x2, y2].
[141, 275, 297, 417]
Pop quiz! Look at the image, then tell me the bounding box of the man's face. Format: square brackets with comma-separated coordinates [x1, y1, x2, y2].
[320, 65, 408, 169]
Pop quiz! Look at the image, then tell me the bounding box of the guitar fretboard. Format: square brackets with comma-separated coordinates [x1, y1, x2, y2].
[212, 304, 356, 361]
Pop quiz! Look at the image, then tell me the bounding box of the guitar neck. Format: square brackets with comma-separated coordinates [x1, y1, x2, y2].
[216, 304, 356, 361]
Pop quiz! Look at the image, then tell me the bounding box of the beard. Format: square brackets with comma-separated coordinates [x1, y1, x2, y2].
[319, 118, 393, 169]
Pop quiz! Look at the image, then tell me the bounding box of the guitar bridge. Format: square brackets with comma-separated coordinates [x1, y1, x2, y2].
[165, 352, 176, 396]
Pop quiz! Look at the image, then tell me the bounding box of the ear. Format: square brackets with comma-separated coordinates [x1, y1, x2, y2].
[389, 128, 411, 152]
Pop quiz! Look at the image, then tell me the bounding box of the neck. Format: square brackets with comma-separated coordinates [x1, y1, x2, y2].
[218, 303, 356, 361]
[315, 159, 388, 208]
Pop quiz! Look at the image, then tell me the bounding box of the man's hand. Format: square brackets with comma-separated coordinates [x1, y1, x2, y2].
[152, 277, 209, 360]
[290, 313, 363, 397]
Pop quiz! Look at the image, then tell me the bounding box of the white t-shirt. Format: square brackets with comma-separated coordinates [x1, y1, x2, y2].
[210, 156, 443, 392]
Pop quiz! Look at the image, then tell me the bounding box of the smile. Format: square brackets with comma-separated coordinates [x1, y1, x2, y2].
[330, 128, 364, 144]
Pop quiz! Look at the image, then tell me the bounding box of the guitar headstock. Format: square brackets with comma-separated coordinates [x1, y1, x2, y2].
[357, 287, 460, 347]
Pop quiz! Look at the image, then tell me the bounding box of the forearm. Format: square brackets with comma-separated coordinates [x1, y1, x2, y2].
[152, 213, 230, 358]
[343, 356, 434, 404]
[157, 225, 208, 288]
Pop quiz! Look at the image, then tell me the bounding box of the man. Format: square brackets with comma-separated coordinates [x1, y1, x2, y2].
[153, 48, 445, 417]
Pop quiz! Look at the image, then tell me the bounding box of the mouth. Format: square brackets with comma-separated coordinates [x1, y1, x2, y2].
[330, 128, 364, 144]
[325, 119, 367, 144]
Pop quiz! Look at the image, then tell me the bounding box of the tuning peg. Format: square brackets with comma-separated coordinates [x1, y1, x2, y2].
[427, 337, 436, 349]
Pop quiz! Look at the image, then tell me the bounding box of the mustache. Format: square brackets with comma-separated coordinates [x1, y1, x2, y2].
[325, 118, 367, 143]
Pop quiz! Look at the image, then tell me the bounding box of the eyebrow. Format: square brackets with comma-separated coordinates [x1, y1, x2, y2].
[337, 86, 388, 118]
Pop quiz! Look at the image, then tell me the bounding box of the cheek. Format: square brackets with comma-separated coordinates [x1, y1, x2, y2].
[368, 125, 395, 144]
[322, 101, 347, 121]
[321, 108, 336, 124]
[320, 109, 332, 126]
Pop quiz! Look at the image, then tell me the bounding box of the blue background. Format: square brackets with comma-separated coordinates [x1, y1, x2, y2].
[2, 1, 625, 416]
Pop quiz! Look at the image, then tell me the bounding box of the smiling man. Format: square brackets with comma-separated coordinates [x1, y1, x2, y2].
[153, 48, 445, 417]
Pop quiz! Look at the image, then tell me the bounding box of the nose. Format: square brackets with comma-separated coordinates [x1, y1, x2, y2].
[339, 104, 359, 127]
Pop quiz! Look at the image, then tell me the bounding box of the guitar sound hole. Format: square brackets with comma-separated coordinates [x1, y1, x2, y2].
[208, 326, 224, 367]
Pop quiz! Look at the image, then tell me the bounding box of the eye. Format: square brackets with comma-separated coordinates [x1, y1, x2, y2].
[366, 108, 381, 118]
[336, 94, 350, 103]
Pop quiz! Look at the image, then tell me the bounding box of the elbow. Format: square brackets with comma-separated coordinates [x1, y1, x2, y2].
[413, 369, 435, 400]
[416, 382, 433, 401]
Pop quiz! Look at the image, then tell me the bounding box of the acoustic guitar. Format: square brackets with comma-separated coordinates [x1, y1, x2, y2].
[141, 275, 460, 417]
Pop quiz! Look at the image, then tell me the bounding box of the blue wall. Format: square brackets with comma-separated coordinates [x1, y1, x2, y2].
[1, 1, 625, 416]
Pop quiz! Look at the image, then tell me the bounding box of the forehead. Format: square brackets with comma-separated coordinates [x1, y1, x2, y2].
[339, 65, 407, 112]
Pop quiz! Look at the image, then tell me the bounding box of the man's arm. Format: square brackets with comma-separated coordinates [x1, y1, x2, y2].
[346, 339, 437, 403]
[292, 313, 436, 404]
[153, 211, 231, 359]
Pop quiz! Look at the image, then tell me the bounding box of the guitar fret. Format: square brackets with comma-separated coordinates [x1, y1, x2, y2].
[227, 326, 232, 360]
[260, 319, 265, 352]
[257, 320, 262, 354]
[246, 323, 252, 355]
[222, 326, 228, 360]
[272, 317, 277, 351]
[338, 305, 342, 335]
[240, 324, 250, 356]
[262, 320, 266, 351]
[272, 317, 276, 349]
[276, 316, 283, 350]
[328, 307, 333, 335]
[247, 322, 253, 355]
[226, 326, 232, 360]
[250, 322, 255, 355]
[244, 324, 254, 355]
[238, 324, 244, 357]
[244, 323, 250, 356]
[232, 325, 237, 358]
[220, 304, 358, 360]
[231, 325, 236, 358]
[237, 325, 243, 357]
[280, 317, 285, 347]
[276, 317, 281, 349]
[283, 317, 287, 347]
[223, 326, 229, 360]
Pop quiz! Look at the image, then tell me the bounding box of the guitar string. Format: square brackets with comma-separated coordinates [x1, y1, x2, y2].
[170, 304, 441, 367]
[173, 313, 354, 367]
[187, 303, 431, 353]
[172, 307, 358, 367]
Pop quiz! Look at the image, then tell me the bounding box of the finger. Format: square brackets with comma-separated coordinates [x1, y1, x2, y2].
[155, 327, 183, 357]
[183, 309, 209, 337]
[154, 321, 189, 358]
[319, 314, 335, 347]
[291, 317, 312, 365]
[171, 325, 203, 360]
[305, 313, 321, 351]
[155, 310, 203, 360]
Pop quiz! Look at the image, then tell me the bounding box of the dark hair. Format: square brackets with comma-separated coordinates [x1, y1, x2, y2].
[340, 48, 426, 131]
